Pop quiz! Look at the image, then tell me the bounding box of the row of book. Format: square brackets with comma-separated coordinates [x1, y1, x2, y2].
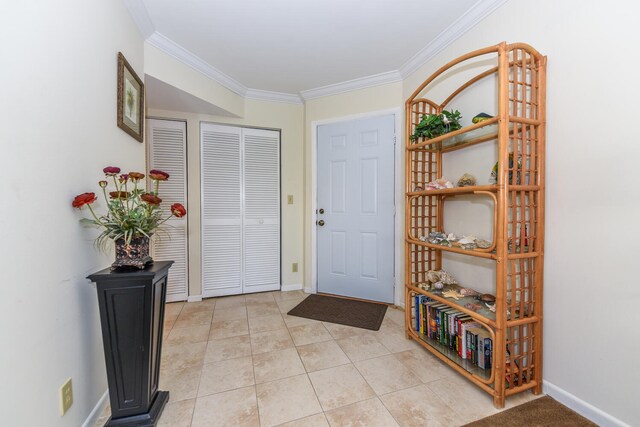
[414, 295, 492, 370]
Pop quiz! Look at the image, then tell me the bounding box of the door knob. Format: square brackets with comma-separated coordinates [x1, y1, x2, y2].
[317, 220, 325, 226]
[318, 208, 325, 214]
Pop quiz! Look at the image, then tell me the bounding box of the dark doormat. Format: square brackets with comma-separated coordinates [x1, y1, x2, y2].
[287, 294, 388, 331]
[462, 396, 597, 427]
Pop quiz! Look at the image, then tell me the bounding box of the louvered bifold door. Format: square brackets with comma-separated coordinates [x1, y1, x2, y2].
[147, 119, 188, 302]
[201, 124, 243, 297]
[242, 128, 281, 293]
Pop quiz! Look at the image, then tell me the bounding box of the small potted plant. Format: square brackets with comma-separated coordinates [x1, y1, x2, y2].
[73, 166, 186, 269]
[410, 109, 462, 141]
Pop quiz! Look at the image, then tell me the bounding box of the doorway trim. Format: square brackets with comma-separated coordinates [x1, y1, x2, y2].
[310, 107, 404, 306]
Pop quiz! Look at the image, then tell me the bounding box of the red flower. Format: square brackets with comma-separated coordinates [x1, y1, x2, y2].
[141, 193, 162, 205]
[72, 192, 97, 208]
[171, 203, 187, 218]
[103, 166, 121, 176]
[109, 191, 130, 199]
[119, 174, 129, 182]
[129, 172, 145, 181]
[149, 169, 170, 181]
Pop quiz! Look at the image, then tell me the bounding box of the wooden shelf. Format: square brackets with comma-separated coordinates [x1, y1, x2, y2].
[407, 284, 496, 326]
[407, 184, 498, 197]
[406, 237, 497, 259]
[408, 329, 493, 382]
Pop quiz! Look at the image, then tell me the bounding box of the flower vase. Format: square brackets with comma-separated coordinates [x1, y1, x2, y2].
[112, 235, 153, 270]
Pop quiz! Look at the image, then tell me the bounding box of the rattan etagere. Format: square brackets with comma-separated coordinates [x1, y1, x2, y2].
[404, 42, 546, 408]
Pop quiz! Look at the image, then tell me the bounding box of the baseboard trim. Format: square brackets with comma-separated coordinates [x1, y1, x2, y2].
[187, 295, 203, 302]
[281, 283, 303, 292]
[543, 381, 630, 427]
[82, 389, 108, 427]
[303, 287, 314, 294]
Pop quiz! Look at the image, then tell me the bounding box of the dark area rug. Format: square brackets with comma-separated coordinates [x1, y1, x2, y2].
[287, 294, 388, 331]
[462, 396, 597, 427]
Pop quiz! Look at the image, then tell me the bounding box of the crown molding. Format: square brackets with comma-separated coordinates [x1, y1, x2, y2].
[147, 32, 249, 97]
[399, 0, 509, 78]
[245, 89, 303, 105]
[123, 0, 155, 39]
[300, 70, 402, 101]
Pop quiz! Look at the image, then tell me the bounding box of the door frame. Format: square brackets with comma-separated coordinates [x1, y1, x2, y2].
[310, 107, 404, 306]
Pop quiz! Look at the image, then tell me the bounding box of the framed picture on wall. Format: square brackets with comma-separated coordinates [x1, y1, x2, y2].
[117, 52, 144, 142]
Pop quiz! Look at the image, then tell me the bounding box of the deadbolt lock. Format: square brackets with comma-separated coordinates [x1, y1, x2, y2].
[318, 208, 325, 214]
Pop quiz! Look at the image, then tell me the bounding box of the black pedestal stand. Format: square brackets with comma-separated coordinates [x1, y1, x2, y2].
[88, 261, 174, 427]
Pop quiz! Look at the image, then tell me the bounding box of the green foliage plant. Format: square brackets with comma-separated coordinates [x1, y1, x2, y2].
[410, 109, 462, 141]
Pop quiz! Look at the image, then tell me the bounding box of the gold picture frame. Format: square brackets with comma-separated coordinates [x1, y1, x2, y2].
[117, 52, 144, 142]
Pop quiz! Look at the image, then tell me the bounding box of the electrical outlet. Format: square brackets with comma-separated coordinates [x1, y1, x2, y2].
[60, 378, 73, 416]
[287, 195, 293, 204]
[292, 262, 298, 273]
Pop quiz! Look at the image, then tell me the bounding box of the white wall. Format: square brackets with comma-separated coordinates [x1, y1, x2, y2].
[403, 0, 640, 425]
[148, 99, 305, 297]
[0, 1, 144, 426]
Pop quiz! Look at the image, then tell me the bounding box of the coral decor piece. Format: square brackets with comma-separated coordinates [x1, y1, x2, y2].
[424, 178, 454, 191]
[72, 166, 187, 269]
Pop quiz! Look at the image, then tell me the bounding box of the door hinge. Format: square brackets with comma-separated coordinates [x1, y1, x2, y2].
[393, 136, 396, 145]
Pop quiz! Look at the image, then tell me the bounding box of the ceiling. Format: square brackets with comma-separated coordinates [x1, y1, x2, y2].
[128, 0, 507, 101]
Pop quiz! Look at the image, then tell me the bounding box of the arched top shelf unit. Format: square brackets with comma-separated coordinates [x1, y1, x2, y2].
[404, 41, 547, 409]
[406, 42, 547, 153]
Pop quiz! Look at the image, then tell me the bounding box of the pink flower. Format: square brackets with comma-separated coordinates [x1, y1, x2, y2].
[103, 166, 121, 176]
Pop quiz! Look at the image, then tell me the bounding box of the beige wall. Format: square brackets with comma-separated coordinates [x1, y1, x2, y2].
[149, 99, 305, 297]
[0, 1, 144, 425]
[402, 0, 640, 424]
[303, 82, 404, 297]
[145, 43, 245, 118]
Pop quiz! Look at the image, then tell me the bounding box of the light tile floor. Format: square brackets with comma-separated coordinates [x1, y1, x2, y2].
[94, 290, 540, 427]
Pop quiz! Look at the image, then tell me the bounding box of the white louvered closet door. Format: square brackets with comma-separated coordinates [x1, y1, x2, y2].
[147, 119, 188, 302]
[201, 123, 280, 297]
[201, 124, 243, 297]
[243, 128, 280, 293]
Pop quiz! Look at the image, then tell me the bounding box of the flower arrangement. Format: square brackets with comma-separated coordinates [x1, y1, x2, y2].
[73, 166, 186, 250]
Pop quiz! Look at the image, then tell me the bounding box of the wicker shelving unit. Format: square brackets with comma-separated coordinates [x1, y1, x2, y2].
[404, 42, 546, 408]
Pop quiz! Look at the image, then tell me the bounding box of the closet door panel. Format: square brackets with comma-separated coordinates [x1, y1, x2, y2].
[147, 119, 188, 302]
[201, 124, 243, 297]
[243, 128, 280, 292]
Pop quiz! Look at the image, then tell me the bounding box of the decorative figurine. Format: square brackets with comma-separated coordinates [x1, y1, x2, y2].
[457, 173, 476, 187]
[472, 112, 493, 124]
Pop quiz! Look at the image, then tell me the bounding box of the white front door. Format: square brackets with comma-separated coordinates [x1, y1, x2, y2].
[317, 114, 395, 303]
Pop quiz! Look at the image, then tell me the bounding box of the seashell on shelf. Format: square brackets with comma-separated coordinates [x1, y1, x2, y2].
[465, 303, 481, 312]
[485, 303, 496, 312]
[426, 270, 440, 283]
[476, 239, 491, 249]
[457, 173, 477, 187]
[433, 281, 444, 290]
[438, 270, 458, 285]
[479, 294, 496, 303]
[459, 288, 480, 297]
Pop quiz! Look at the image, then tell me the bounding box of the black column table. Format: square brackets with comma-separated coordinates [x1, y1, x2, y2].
[88, 260, 173, 427]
